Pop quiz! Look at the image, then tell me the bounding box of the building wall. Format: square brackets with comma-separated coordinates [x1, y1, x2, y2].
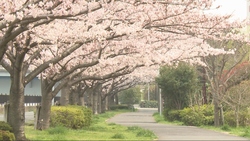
[0, 76, 42, 96]
[0, 70, 61, 96]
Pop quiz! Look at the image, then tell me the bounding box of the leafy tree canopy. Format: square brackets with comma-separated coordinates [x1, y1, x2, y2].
[156, 62, 198, 110]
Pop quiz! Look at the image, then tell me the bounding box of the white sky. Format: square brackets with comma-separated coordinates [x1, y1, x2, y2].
[209, 0, 247, 21]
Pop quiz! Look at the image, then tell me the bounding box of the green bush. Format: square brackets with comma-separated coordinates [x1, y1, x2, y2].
[50, 106, 92, 129]
[139, 101, 158, 108]
[0, 130, 15, 141]
[179, 104, 214, 126]
[167, 110, 181, 121]
[109, 105, 129, 110]
[224, 110, 250, 127]
[0, 121, 13, 132]
[220, 124, 231, 131]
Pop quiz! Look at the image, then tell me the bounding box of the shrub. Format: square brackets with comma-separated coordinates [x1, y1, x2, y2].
[179, 104, 214, 126]
[167, 110, 181, 121]
[109, 105, 129, 110]
[224, 110, 250, 127]
[139, 101, 158, 108]
[0, 130, 15, 141]
[220, 124, 231, 131]
[50, 106, 92, 129]
[0, 121, 13, 132]
[179, 107, 204, 126]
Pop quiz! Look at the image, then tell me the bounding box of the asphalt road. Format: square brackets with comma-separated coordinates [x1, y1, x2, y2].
[107, 108, 250, 140]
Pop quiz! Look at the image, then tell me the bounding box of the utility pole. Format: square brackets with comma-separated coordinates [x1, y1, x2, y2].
[147, 83, 150, 101]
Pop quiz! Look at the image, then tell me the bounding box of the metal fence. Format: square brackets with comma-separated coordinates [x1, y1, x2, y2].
[0, 93, 60, 106]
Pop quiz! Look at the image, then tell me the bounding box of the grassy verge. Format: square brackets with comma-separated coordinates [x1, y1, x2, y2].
[153, 112, 250, 139]
[201, 125, 250, 138]
[26, 109, 157, 140]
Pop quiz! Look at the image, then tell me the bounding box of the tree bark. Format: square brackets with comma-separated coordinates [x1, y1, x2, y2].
[93, 91, 98, 114]
[35, 79, 53, 130]
[115, 93, 119, 105]
[235, 106, 239, 128]
[60, 84, 70, 106]
[105, 96, 109, 111]
[37, 93, 53, 130]
[69, 90, 78, 105]
[8, 68, 26, 140]
[219, 104, 224, 126]
[213, 94, 220, 126]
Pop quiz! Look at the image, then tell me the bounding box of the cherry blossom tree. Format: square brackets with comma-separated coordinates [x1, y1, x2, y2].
[1, 0, 249, 140]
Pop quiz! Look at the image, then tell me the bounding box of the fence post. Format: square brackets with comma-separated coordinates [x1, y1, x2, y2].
[34, 105, 41, 130]
[4, 102, 10, 122]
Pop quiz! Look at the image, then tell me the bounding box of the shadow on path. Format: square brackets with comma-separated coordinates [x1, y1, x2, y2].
[107, 108, 250, 140]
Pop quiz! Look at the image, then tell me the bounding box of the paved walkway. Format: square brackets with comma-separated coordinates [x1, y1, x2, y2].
[107, 108, 250, 140]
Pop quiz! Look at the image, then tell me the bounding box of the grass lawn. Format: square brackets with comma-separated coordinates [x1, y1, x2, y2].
[25, 109, 157, 140]
[153, 112, 250, 139]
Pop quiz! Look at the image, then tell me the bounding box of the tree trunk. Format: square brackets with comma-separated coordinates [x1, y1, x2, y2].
[114, 93, 119, 105]
[235, 106, 239, 128]
[93, 91, 98, 114]
[219, 104, 224, 126]
[105, 96, 109, 111]
[8, 71, 26, 140]
[36, 79, 54, 130]
[60, 84, 70, 106]
[101, 97, 106, 113]
[78, 94, 85, 106]
[37, 93, 53, 130]
[69, 91, 78, 105]
[86, 88, 93, 109]
[108, 94, 115, 109]
[214, 93, 220, 126]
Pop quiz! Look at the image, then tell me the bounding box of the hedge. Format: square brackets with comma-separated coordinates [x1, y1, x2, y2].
[50, 105, 92, 129]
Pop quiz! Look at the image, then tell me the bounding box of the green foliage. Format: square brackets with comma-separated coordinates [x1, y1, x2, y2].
[220, 124, 231, 131]
[180, 107, 204, 126]
[166, 110, 181, 122]
[162, 105, 214, 126]
[118, 86, 141, 105]
[156, 62, 199, 110]
[26, 110, 157, 140]
[224, 110, 250, 127]
[109, 105, 129, 110]
[175, 104, 214, 126]
[111, 133, 125, 139]
[50, 105, 92, 129]
[139, 100, 158, 108]
[0, 130, 15, 141]
[242, 127, 250, 137]
[0, 121, 13, 132]
[136, 129, 156, 138]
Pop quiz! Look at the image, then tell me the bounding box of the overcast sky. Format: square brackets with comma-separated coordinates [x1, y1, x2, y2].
[209, 0, 247, 21]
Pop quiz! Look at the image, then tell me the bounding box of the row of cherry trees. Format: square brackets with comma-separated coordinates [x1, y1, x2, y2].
[0, 0, 249, 140]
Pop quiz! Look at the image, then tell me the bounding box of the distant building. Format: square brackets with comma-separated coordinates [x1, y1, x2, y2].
[0, 66, 60, 104]
[0, 66, 42, 96]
